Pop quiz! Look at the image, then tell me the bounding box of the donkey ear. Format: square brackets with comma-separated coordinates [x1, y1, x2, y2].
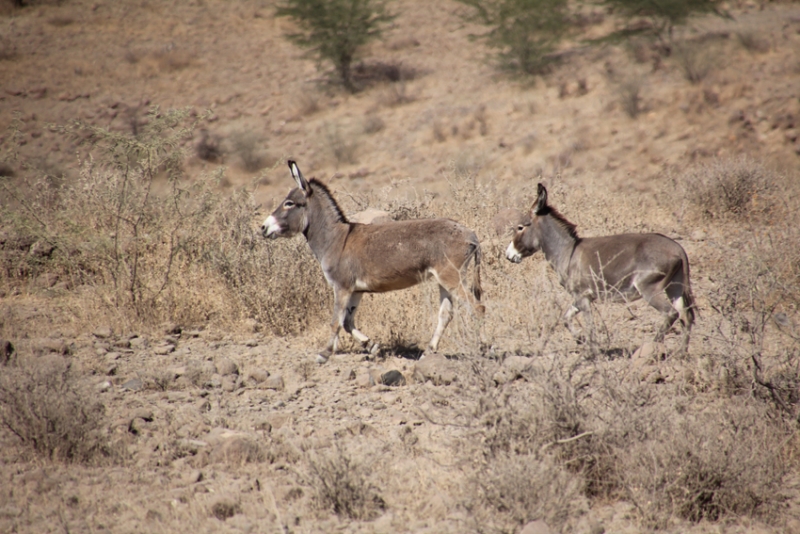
[288, 160, 310, 195]
[533, 183, 548, 214]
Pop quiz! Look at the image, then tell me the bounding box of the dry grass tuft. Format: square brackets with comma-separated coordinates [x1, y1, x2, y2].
[0, 355, 110, 463]
[304, 445, 385, 520]
[677, 156, 783, 220]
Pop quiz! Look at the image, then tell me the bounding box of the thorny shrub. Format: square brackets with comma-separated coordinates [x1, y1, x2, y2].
[0, 355, 110, 463]
[677, 156, 783, 221]
[303, 444, 385, 520]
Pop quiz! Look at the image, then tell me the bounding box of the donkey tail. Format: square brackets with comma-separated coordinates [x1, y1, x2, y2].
[470, 241, 485, 315]
[681, 254, 697, 326]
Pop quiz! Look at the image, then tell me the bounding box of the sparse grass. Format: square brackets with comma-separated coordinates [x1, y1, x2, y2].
[362, 114, 385, 135]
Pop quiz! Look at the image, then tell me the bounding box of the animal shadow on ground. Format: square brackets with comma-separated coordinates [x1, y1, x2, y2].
[376, 342, 425, 361]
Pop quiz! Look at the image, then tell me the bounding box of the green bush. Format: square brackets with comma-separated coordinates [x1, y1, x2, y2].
[276, 0, 396, 92]
[457, 0, 571, 76]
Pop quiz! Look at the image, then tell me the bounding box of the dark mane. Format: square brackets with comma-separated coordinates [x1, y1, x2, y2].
[310, 178, 349, 224]
[540, 206, 579, 240]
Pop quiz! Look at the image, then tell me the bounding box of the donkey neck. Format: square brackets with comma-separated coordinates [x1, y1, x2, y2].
[303, 194, 350, 262]
[539, 214, 578, 279]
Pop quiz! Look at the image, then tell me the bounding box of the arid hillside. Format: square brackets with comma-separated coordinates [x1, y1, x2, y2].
[1, 1, 800, 533]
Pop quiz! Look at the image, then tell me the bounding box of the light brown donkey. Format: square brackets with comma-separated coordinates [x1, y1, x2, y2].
[262, 161, 485, 363]
[505, 184, 695, 352]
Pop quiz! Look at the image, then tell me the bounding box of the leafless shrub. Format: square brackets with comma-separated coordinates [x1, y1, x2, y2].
[672, 40, 717, 84]
[196, 129, 223, 163]
[623, 400, 789, 529]
[323, 122, 359, 165]
[737, 31, 770, 54]
[304, 445, 385, 520]
[617, 75, 643, 118]
[705, 229, 800, 417]
[362, 114, 385, 135]
[295, 91, 321, 116]
[467, 452, 585, 533]
[229, 130, 269, 172]
[679, 156, 781, 220]
[0, 356, 110, 463]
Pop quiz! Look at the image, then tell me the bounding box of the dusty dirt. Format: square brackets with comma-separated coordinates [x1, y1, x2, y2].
[2, 0, 800, 533]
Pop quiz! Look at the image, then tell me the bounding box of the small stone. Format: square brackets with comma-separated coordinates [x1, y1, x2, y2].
[106, 363, 118, 376]
[381, 370, 406, 386]
[93, 326, 113, 339]
[96, 380, 112, 392]
[413, 353, 457, 386]
[153, 344, 175, 355]
[129, 417, 148, 435]
[210, 495, 239, 520]
[214, 357, 239, 376]
[129, 337, 147, 350]
[121, 377, 143, 391]
[244, 339, 258, 347]
[263, 375, 284, 390]
[520, 520, 553, 534]
[245, 369, 269, 386]
[221, 375, 238, 392]
[131, 408, 154, 421]
[106, 351, 121, 361]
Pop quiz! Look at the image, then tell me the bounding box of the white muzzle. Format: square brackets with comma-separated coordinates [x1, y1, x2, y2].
[262, 215, 281, 238]
[505, 242, 522, 263]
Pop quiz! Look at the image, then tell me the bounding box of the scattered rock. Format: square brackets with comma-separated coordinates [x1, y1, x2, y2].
[221, 375, 240, 392]
[520, 520, 553, 534]
[131, 408, 154, 422]
[215, 357, 239, 376]
[263, 375, 284, 390]
[163, 323, 183, 335]
[93, 326, 113, 339]
[381, 369, 406, 386]
[244, 338, 259, 347]
[413, 353, 457, 386]
[210, 495, 240, 521]
[105, 363, 118, 376]
[153, 343, 175, 355]
[130, 337, 148, 350]
[245, 368, 269, 386]
[121, 377, 143, 391]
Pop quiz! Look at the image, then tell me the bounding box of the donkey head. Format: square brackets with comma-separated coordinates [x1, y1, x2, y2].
[505, 183, 548, 263]
[262, 160, 312, 239]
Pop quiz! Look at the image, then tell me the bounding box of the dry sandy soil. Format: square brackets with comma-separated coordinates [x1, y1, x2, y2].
[2, 0, 800, 533]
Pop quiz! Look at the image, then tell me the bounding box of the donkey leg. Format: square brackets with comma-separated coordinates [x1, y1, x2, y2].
[320, 289, 350, 363]
[428, 285, 454, 353]
[564, 296, 593, 344]
[343, 292, 375, 351]
[638, 283, 679, 343]
[665, 281, 692, 353]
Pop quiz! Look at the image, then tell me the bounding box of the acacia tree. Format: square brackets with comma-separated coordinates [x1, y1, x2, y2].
[603, 0, 724, 52]
[457, 0, 571, 76]
[276, 0, 396, 92]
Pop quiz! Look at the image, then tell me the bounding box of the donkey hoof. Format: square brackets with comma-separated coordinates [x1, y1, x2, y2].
[315, 353, 330, 364]
[369, 343, 380, 356]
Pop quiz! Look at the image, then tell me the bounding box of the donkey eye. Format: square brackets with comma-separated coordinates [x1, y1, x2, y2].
[283, 200, 295, 208]
[517, 225, 525, 231]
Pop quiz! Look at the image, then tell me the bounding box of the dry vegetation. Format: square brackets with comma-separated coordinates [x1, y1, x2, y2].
[1, 0, 800, 533]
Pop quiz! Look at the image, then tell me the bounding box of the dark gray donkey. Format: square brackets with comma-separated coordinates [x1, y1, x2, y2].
[505, 183, 695, 351]
[262, 161, 484, 362]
